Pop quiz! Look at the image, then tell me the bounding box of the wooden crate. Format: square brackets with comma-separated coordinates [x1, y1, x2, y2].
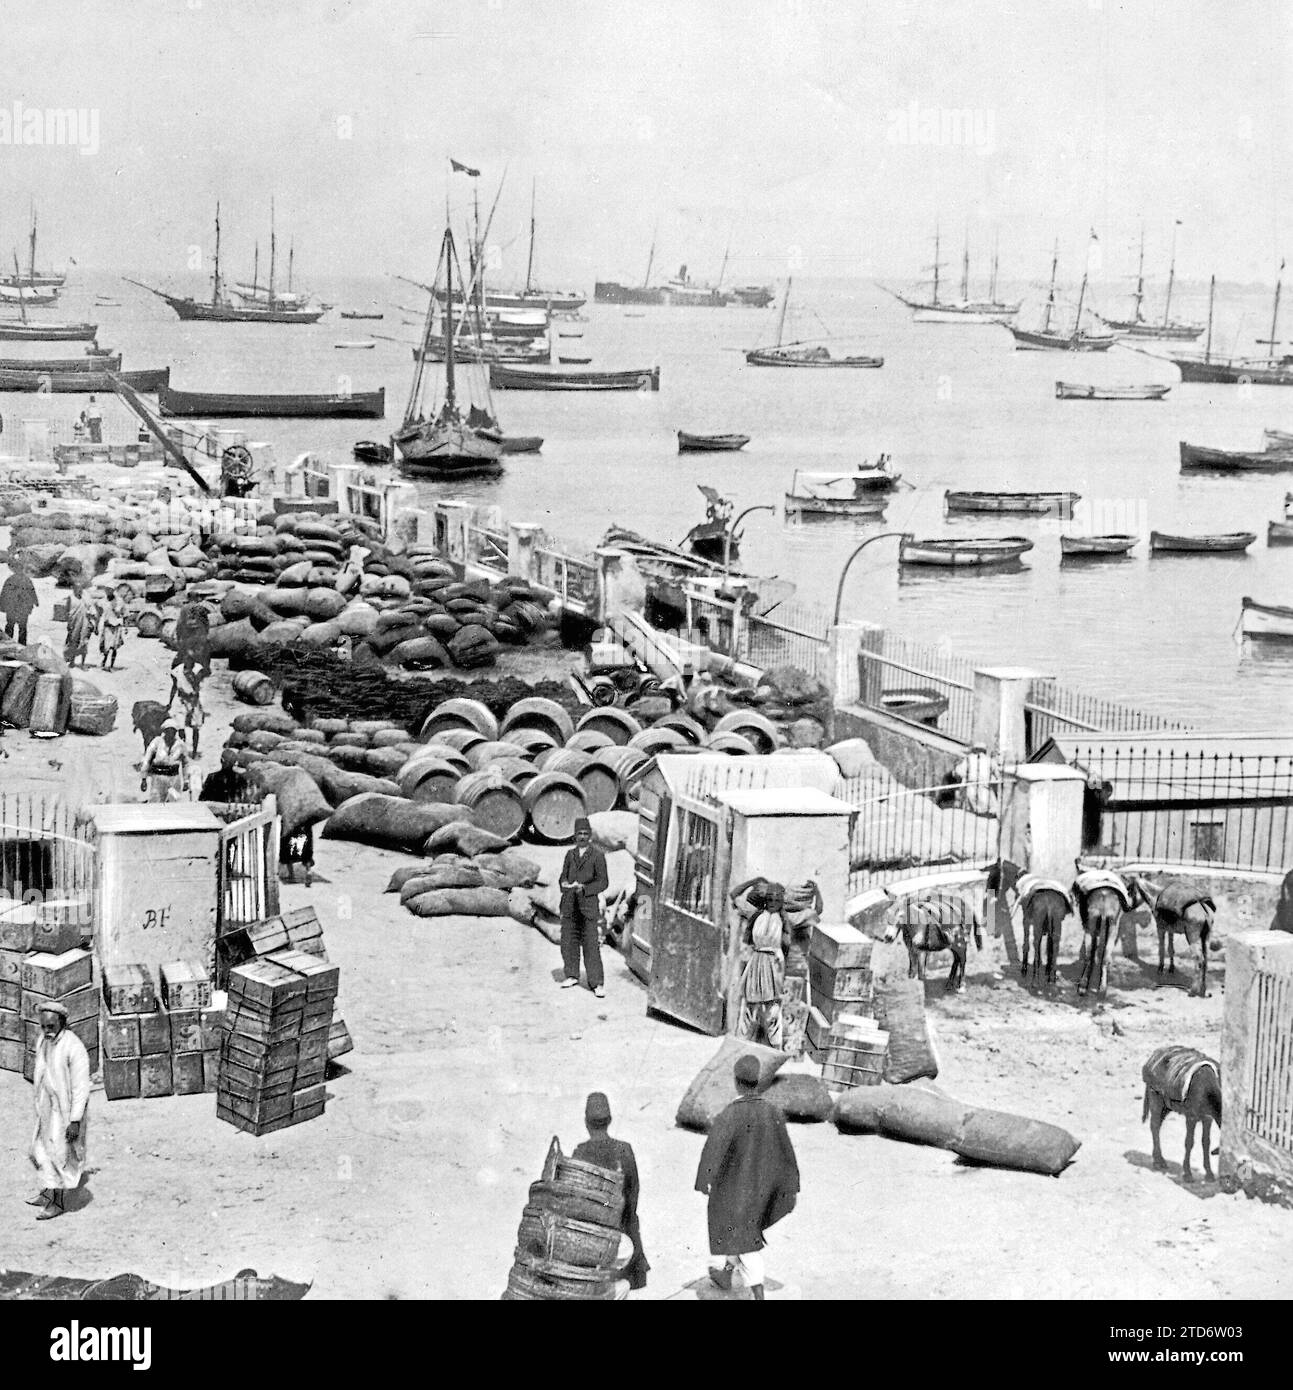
[160, 961, 212, 1012]
[140, 1054, 173, 1098]
[0, 981, 19, 1012]
[200, 1007, 225, 1050]
[810, 922, 873, 970]
[808, 957, 874, 1007]
[21, 949, 93, 998]
[0, 1038, 22, 1073]
[223, 1003, 305, 1045]
[268, 948, 340, 1000]
[22, 1048, 34, 1082]
[30, 917, 83, 956]
[23, 1017, 97, 1054]
[218, 1088, 292, 1126]
[282, 907, 325, 957]
[172, 1052, 205, 1095]
[820, 1019, 889, 1091]
[327, 1016, 354, 1061]
[245, 917, 291, 955]
[168, 1009, 203, 1053]
[103, 1058, 141, 1100]
[0, 1007, 21, 1042]
[21, 984, 97, 1025]
[227, 959, 306, 1010]
[202, 1049, 221, 1092]
[103, 964, 156, 1016]
[0, 917, 33, 952]
[138, 1012, 172, 1056]
[0, 947, 23, 984]
[102, 1015, 141, 1060]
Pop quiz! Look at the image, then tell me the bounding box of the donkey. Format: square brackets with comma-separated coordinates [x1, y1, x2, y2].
[986, 860, 1069, 989]
[1129, 876, 1216, 998]
[1073, 867, 1133, 997]
[1142, 1044, 1222, 1182]
[883, 892, 983, 993]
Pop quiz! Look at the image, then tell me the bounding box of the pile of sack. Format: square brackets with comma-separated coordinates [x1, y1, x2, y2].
[0, 645, 117, 736]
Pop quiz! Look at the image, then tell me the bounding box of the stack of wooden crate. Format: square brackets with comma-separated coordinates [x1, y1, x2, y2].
[217, 951, 339, 1135]
[18, 949, 98, 1081]
[803, 923, 874, 1062]
[1, 912, 92, 1077]
[101, 961, 224, 1100]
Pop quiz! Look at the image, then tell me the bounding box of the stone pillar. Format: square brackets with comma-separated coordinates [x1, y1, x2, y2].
[973, 666, 1049, 761]
[851, 622, 886, 708]
[1220, 931, 1293, 1205]
[828, 622, 873, 708]
[595, 547, 645, 624]
[508, 521, 542, 582]
[381, 483, 419, 547]
[997, 763, 1085, 882]
[329, 463, 361, 512]
[438, 501, 475, 564]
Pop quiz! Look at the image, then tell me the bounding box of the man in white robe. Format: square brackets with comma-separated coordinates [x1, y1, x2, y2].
[28, 1001, 90, 1220]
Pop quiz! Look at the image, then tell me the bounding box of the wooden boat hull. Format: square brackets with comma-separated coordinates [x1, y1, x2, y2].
[785, 493, 887, 518]
[158, 384, 383, 418]
[0, 354, 120, 373]
[437, 287, 584, 314]
[159, 292, 324, 324]
[490, 364, 659, 391]
[1055, 381, 1171, 400]
[678, 432, 750, 452]
[0, 366, 168, 393]
[0, 285, 58, 305]
[500, 435, 543, 454]
[910, 303, 1019, 324]
[1241, 597, 1293, 639]
[340, 311, 384, 320]
[1102, 319, 1203, 340]
[1060, 534, 1138, 556]
[899, 537, 1034, 567]
[1179, 441, 1293, 471]
[1008, 326, 1116, 351]
[0, 321, 97, 341]
[394, 419, 503, 477]
[1267, 519, 1293, 545]
[1149, 530, 1256, 554]
[945, 491, 1079, 516]
[745, 349, 883, 368]
[593, 283, 664, 306]
[1171, 357, 1293, 386]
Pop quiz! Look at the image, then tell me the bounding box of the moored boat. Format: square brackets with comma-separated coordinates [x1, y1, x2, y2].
[785, 469, 892, 518]
[1006, 246, 1116, 351]
[0, 320, 98, 341]
[0, 353, 120, 373]
[340, 310, 384, 320]
[899, 536, 1034, 568]
[678, 431, 750, 453]
[1240, 596, 1293, 640]
[158, 383, 383, 418]
[0, 366, 168, 394]
[1168, 271, 1293, 386]
[1060, 534, 1139, 557]
[1056, 381, 1171, 400]
[499, 435, 543, 454]
[1179, 440, 1293, 472]
[1098, 226, 1203, 340]
[1149, 530, 1256, 554]
[489, 364, 659, 391]
[333, 341, 376, 349]
[944, 490, 1079, 516]
[1267, 519, 1293, 545]
[887, 226, 1020, 323]
[746, 279, 883, 367]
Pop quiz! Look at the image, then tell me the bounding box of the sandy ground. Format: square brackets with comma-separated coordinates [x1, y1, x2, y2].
[0, 566, 1290, 1300]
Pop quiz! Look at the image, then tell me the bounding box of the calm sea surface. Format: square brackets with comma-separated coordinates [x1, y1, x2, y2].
[6, 273, 1292, 732]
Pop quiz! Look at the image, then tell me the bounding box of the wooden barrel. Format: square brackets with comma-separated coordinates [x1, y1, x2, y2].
[705, 731, 759, 756]
[413, 741, 473, 772]
[627, 727, 687, 754]
[527, 1179, 623, 1227]
[135, 606, 164, 638]
[503, 1256, 618, 1302]
[565, 729, 613, 754]
[428, 727, 486, 755]
[574, 707, 641, 746]
[28, 672, 70, 737]
[515, 1205, 623, 1268]
[538, 749, 617, 815]
[655, 712, 707, 745]
[522, 772, 586, 843]
[537, 748, 592, 779]
[589, 746, 648, 804]
[490, 756, 539, 787]
[397, 758, 463, 804]
[499, 696, 575, 746]
[420, 697, 499, 742]
[541, 1138, 626, 1204]
[454, 770, 527, 841]
[232, 670, 276, 706]
[712, 709, 781, 753]
[465, 739, 531, 771]
[503, 727, 560, 757]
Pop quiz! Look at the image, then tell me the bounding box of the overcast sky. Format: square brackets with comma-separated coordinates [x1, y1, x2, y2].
[0, 0, 1287, 290]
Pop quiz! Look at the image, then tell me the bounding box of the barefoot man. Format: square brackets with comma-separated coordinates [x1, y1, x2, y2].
[28, 1001, 91, 1221]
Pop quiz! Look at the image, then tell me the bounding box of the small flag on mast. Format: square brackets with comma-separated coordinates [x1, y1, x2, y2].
[450, 158, 480, 177]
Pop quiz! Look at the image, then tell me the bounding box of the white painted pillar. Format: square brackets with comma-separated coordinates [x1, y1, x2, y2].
[508, 521, 543, 581]
[973, 665, 1049, 760]
[438, 500, 475, 563]
[997, 763, 1086, 881]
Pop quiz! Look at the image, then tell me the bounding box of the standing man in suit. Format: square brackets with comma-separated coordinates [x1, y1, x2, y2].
[559, 817, 609, 997]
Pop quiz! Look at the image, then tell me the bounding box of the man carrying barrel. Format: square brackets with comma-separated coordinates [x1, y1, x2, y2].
[695, 1054, 800, 1300]
[572, 1092, 649, 1293]
[558, 817, 609, 998]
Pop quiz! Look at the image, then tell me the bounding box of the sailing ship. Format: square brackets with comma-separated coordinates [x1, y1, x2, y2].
[746, 280, 883, 368]
[887, 226, 1020, 323]
[232, 218, 314, 308]
[1006, 243, 1117, 351]
[0, 210, 67, 290]
[392, 226, 504, 479]
[124, 204, 325, 323]
[1167, 270, 1293, 386]
[0, 251, 93, 339]
[1099, 225, 1202, 339]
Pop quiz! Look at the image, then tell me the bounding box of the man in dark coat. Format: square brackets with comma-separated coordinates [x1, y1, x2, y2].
[558, 817, 609, 997]
[572, 1091, 649, 1292]
[695, 1054, 800, 1300]
[0, 562, 38, 646]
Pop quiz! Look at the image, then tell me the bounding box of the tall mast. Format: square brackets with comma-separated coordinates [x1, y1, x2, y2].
[472, 181, 486, 345]
[642, 224, 657, 288]
[932, 224, 941, 305]
[1162, 220, 1179, 328]
[524, 180, 536, 296]
[717, 238, 731, 291]
[444, 229, 457, 413]
[1042, 238, 1059, 334]
[1204, 274, 1215, 362]
[960, 226, 970, 302]
[288, 238, 294, 294]
[13, 252, 28, 324]
[212, 202, 222, 307]
[989, 232, 1000, 303]
[775, 278, 792, 348]
[1073, 272, 1089, 343]
[28, 207, 37, 284]
[1267, 260, 1284, 361]
[252, 242, 259, 297]
[1132, 228, 1145, 323]
[268, 199, 277, 306]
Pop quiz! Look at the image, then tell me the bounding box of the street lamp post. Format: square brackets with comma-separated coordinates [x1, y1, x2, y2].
[832, 531, 913, 626]
[723, 503, 776, 575]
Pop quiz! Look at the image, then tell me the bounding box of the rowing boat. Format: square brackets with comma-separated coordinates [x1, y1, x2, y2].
[944, 490, 1079, 516]
[1149, 530, 1256, 554]
[1060, 534, 1139, 557]
[1179, 441, 1293, 472]
[500, 435, 543, 454]
[785, 469, 891, 518]
[158, 383, 384, 418]
[489, 364, 659, 391]
[0, 353, 120, 373]
[1268, 519, 1293, 545]
[1055, 381, 1171, 400]
[0, 321, 97, 341]
[1240, 597, 1293, 640]
[899, 536, 1034, 568]
[0, 366, 168, 393]
[678, 432, 750, 453]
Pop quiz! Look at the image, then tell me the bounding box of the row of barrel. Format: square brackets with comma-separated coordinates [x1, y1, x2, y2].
[397, 695, 787, 843]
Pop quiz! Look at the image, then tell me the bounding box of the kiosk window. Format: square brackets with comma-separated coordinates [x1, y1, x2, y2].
[669, 811, 716, 917]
